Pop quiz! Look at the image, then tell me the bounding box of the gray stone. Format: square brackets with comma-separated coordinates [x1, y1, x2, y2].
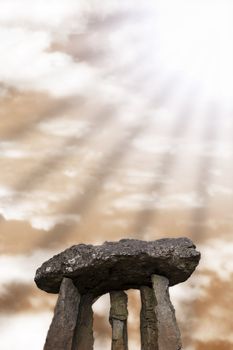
[140, 286, 158, 350]
[35, 237, 200, 296]
[71, 294, 94, 350]
[109, 291, 128, 350]
[44, 278, 80, 350]
[152, 275, 182, 350]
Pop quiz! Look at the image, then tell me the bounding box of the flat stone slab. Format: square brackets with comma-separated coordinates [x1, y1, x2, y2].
[35, 237, 200, 296]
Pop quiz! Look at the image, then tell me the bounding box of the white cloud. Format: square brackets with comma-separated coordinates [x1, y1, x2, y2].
[0, 186, 81, 230]
[171, 238, 233, 312]
[133, 136, 233, 159]
[93, 293, 110, 315]
[112, 192, 204, 211]
[208, 184, 233, 197]
[0, 0, 160, 101]
[199, 239, 233, 280]
[0, 26, 96, 96]
[133, 136, 175, 154]
[31, 214, 80, 231]
[0, 312, 52, 350]
[0, 250, 56, 287]
[0, 141, 31, 159]
[156, 0, 233, 104]
[0, 0, 88, 32]
[63, 169, 79, 178]
[170, 273, 210, 310]
[38, 117, 90, 137]
[123, 169, 174, 187]
[0, 186, 14, 197]
[0, 0, 121, 24]
[95, 340, 111, 350]
[0, 0, 152, 31]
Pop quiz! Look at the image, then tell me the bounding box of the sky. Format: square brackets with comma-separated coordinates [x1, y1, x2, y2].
[0, 1, 233, 349]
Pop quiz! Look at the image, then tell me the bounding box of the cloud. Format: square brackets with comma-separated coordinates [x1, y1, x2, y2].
[0, 0, 157, 99]
[0, 26, 96, 96]
[0, 282, 55, 314]
[0, 141, 32, 159]
[0, 312, 52, 350]
[133, 136, 233, 159]
[133, 136, 176, 154]
[199, 239, 233, 280]
[195, 340, 233, 350]
[94, 313, 111, 339]
[0, 0, 134, 31]
[112, 192, 204, 211]
[0, 0, 162, 104]
[38, 117, 90, 137]
[171, 238, 233, 305]
[0, 185, 81, 230]
[189, 273, 233, 344]
[0, 0, 87, 30]
[171, 273, 233, 347]
[0, 250, 56, 286]
[0, 0, 157, 33]
[169, 237, 233, 347]
[30, 214, 80, 231]
[207, 184, 233, 197]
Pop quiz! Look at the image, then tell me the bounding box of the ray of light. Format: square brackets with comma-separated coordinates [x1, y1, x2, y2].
[132, 84, 200, 238]
[154, 0, 233, 107]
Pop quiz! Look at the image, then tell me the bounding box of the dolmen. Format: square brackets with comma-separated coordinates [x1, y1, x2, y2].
[35, 237, 200, 350]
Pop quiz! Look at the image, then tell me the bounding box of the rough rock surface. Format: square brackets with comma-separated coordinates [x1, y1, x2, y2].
[44, 278, 80, 350]
[140, 286, 158, 350]
[109, 291, 128, 350]
[35, 237, 200, 296]
[152, 275, 182, 350]
[71, 294, 94, 350]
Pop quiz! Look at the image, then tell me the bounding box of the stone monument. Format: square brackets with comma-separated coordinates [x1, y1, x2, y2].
[35, 237, 200, 350]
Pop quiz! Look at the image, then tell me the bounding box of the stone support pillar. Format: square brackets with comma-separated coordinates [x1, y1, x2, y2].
[71, 294, 94, 350]
[109, 291, 128, 350]
[44, 277, 80, 350]
[152, 275, 182, 350]
[35, 238, 200, 349]
[140, 286, 158, 350]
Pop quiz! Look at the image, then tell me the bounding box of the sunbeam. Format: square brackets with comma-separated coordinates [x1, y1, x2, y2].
[154, 0, 233, 106]
[0, 1, 233, 350]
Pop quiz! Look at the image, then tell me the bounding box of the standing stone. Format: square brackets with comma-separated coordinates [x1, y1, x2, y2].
[72, 294, 94, 350]
[152, 275, 182, 350]
[140, 286, 158, 350]
[35, 238, 200, 349]
[109, 291, 128, 350]
[44, 278, 80, 350]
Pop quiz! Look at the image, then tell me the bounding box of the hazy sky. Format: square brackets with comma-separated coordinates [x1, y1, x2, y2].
[0, 1, 233, 349]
